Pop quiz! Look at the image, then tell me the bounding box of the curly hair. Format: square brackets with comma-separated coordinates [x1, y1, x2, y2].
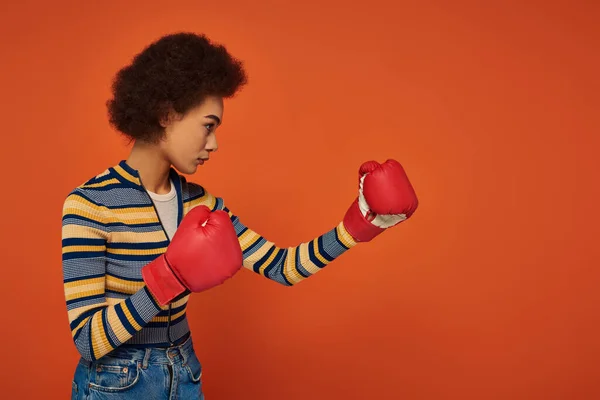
[106, 32, 248, 143]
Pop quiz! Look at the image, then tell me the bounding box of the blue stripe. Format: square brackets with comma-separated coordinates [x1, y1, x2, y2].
[157, 303, 187, 316]
[62, 238, 105, 247]
[274, 250, 293, 286]
[63, 214, 161, 229]
[307, 241, 326, 268]
[170, 312, 187, 325]
[62, 214, 106, 226]
[183, 188, 205, 203]
[101, 309, 118, 349]
[144, 321, 171, 328]
[108, 241, 169, 250]
[105, 221, 161, 228]
[237, 225, 248, 237]
[69, 306, 103, 331]
[110, 166, 143, 190]
[71, 188, 148, 208]
[66, 293, 105, 306]
[117, 160, 139, 177]
[263, 249, 289, 282]
[252, 246, 276, 273]
[243, 235, 264, 256]
[63, 251, 105, 261]
[212, 197, 224, 211]
[105, 272, 143, 282]
[64, 273, 105, 284]
[82, 183, 143, 193]
[88, 321, 96, 361]
[107, 253, 162, 262]
[317, 235, 335, 261]
[294, 248, 310, 278]
[125, 298, 146, 328]
[83, 174, 114, 186]
[143, 286, 161, 310]
[67, 191, 104, 209]
[100, 201, 153, 209]
[334, 228, 350, 250]
[114, 303, 137, 336]
[73, 326, 83, 342]
[146, 312, 186, 328]
[106, 289, 134, 297]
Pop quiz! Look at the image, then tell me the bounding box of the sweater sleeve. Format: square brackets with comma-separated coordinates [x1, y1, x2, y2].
[194, 188, 359, 286]
[61, 191, 162, 361]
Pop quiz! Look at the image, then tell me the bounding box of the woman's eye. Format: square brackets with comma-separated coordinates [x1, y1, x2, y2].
[204, 124, 214, 133]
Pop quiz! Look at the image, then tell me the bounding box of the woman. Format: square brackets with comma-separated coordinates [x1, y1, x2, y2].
[62, 32, 418, 399]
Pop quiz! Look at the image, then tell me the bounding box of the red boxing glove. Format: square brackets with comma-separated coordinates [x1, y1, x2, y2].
[142, 205, 243, 306]
[343, 159, 418, 242]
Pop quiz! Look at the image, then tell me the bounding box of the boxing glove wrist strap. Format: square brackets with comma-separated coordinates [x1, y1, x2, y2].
[343, 199, 385, 242]
[142, 254, 188, 306]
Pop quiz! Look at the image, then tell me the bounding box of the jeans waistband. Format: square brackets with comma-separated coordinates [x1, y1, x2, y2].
[82, 333, 196, 368]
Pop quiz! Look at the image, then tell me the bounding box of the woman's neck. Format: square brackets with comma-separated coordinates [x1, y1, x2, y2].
[126, 141, 172, 194]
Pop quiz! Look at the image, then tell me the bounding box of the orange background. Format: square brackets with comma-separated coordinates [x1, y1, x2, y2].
[1, 1, 599, 399]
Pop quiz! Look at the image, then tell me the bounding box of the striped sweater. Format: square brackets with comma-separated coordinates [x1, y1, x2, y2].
[61, 160, 358, 361]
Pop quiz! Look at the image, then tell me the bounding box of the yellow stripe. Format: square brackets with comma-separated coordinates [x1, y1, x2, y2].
[64, 276, 104, 290]
[186, 196, 207, 209]
[62, 244, 105, 254]
[106, 275, 144, 294]
[106, 247, 166, 256]
[122, 304, 142, 331]
[80, 168, 111, 188]
[110, 230, 166, 244]
[65, 286, 105, 302]
[171, 295, 190, 308]
[113, 165, 140, 185]
[337, 223, 357, 248]
[311, 238, 329, 265]
[258, 247, 281, 275]
[62, 225, 107, 241]
[105, 291, 185, 311]
[106, 305, 134, 344]
[239, 230, 261, 252]
[110, 206, 156, 215]
[106, 217, 158, 225]
[152, 307, 187, 322]
[91, 313, 111, 360]
[185, 193, 217, 211]
[103, 209, 158, 224]
[296, 243, 321, 275]
[283, 247, 304, 285]
[242, 240, 272, 270]
[63, 194, 106, 216]
[83, 178, 121, 188]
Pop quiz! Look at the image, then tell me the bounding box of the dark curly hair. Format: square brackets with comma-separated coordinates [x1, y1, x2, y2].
[106, 32, 248, 143]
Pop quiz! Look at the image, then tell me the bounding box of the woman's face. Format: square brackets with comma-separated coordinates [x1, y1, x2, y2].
[160, 95, 223, 174]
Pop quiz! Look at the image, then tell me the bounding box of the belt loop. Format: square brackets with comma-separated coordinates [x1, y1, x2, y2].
[142, 348, 151, 369]
[181, 334, 190, 364]
[181, 347, 189, 366]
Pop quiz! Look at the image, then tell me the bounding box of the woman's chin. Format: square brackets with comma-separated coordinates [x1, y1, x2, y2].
[171, 161, 198, 175]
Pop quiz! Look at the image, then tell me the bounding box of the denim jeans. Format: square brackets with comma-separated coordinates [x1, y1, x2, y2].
[71, 335, 204, 399]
